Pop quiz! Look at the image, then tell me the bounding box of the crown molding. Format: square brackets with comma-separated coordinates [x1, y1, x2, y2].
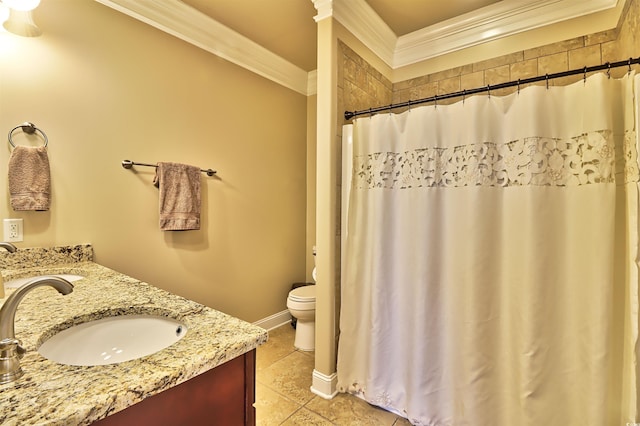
[95, 0, 621, 96]
[393, 0, 620, 67]
[327, 0, 619, 69]
[331, 0, 396, 65]
[312, 0, 333, 22]
[95, 0, 311, 95]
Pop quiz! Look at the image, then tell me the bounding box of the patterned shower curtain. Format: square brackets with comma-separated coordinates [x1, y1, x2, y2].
[338, 72, 639, 425]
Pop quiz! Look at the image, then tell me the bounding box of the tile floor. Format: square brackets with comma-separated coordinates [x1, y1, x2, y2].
[255, 324, 412, 426]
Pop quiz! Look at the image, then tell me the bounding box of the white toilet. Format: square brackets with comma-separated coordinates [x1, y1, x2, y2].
[287, 251, 317, 351]
[287, 284, 316, 351]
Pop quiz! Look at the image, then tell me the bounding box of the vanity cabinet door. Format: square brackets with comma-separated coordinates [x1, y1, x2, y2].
[93, 350, 256, 426]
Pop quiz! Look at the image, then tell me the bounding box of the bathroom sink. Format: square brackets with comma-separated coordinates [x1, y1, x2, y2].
[38, 314, 187, 366]
[4, 274, 84, 289]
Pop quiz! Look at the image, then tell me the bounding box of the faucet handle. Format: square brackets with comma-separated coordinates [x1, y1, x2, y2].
[0, 337, 24, 358]
[16, 341, 25, 358]
[0, 337, 20, 347]
[0, 337, 25, 384]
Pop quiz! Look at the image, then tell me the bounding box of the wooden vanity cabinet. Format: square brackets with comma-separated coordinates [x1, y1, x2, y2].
[93, 349, 256, 426]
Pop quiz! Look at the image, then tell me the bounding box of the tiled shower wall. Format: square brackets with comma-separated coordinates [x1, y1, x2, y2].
[339, 0, 639, 118]
[338, 44, 393, 119]
[392, 0, 640, 105]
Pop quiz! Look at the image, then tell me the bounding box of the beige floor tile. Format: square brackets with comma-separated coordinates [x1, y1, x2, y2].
[257, 325, 296, 371]
[305, 393, 399, 426]
[281, 407, 335, 425]
[255, 382, 301, 426]
[258, 351, 316, 405]
[256, 326, 410, 425]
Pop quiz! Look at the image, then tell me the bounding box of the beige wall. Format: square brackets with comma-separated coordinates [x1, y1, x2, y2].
[314, 15, 339, 384]
[0, 0, 308, 323]
[306, 94, 317, 283]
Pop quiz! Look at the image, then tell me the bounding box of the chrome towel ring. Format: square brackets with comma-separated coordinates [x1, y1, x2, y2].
[8, 122, 48, 148]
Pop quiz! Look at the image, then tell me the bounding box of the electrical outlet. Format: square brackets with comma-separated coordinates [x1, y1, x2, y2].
[3, 219, 23, 242]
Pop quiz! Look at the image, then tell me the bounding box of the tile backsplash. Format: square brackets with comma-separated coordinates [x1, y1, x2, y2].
[0, 245, 93, 269]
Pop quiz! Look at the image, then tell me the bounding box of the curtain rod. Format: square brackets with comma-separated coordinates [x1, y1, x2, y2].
[344, 57, 640, 120]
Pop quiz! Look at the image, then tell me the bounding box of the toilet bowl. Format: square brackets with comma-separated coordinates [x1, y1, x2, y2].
[287, 285, 315, 351]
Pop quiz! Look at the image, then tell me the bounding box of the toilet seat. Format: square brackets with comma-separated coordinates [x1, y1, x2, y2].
[288, 285, 315, 302]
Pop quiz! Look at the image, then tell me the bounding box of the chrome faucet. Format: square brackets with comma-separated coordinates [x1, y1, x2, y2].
[0, 276, 73, 384]
[0, 242, 17, 253]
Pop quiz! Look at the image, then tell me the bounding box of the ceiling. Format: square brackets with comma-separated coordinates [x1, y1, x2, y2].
[366, 0, 502, 35]
[180, 0, 515, 72]
[180, 0, 318, 71]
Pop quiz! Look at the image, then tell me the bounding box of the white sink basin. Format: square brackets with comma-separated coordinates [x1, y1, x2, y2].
[4, 274, 84, 289]
[38, 315, 187, 366]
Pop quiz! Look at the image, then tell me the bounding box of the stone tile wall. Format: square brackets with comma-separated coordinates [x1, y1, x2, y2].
[338, 42, 393, 126]
[393, 0, 640, 106]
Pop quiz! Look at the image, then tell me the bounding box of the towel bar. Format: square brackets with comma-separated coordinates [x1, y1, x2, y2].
[8, 122, 48, 148]
[121, 160, 217, 176]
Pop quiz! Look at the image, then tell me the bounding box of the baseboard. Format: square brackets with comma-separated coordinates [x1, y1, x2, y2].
[310, 369, 338, 399]
[253, 309, 292, 331]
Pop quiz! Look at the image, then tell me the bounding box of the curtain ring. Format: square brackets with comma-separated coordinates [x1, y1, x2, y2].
[462, 89, 466, 104]
[629, 58, 633, 74]
[545, 74, 549, 89]
[487, 85, 491, 98]
[583, 66, 588, 84]
[606, 62, 611, 79]
[434, 95, 438, 108]
[517, 79, 521, 94]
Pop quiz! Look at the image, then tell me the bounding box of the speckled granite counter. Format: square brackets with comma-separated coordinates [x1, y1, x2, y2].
[0, 245, 268, 426]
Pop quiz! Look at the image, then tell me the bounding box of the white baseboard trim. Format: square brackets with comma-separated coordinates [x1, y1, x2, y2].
[310, 369, 338, 399]
[253, 309, 292, 331]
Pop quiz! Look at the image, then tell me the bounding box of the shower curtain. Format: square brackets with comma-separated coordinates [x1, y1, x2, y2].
[338, 72, 640, 426]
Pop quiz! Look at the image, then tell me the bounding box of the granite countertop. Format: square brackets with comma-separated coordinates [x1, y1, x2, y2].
[0, 245, 268, 426]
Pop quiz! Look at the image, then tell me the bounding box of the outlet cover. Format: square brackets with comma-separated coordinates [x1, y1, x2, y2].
[3, 218, 23, 242]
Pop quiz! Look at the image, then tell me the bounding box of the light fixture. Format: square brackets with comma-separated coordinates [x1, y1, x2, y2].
[0, 0, 41, 37]
[1, 0, 40, 12]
